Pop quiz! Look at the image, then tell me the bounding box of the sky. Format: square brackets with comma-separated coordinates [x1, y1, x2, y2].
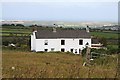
[1, 0, 119, 22]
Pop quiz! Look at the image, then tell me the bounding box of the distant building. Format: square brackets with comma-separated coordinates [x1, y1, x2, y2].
[31, 27, 91, 54]
[102, 25, 118, 31]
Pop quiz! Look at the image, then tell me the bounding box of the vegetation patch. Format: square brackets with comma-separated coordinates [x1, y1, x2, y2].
[2, 50, 118, 78]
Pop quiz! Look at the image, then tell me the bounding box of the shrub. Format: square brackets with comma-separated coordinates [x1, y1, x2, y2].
[2, 41, 9, 46]
[106, 48, 119, 55]
[98, 37, 107, 47]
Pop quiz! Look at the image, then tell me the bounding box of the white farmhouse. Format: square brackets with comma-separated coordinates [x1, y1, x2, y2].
[31, 28, 91, 54]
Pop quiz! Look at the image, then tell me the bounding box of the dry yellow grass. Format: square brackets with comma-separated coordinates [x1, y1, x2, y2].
[2, 50, 118, 78]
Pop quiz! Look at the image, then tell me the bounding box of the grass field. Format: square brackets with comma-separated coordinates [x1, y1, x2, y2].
[2, 50, 118, 78]
[90, 31, 118, 39]
[1, 28, 31, 36]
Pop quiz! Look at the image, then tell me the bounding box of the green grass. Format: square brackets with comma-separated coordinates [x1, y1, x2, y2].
[1, 33, 30, 36]
[1, 29, 31, 34]
[1, 28, 31, 31]
[107, 44, 118, 49]
[90, 32, 118, 39]
[2, 50, 118, 78]
[1, 28, 31, 36]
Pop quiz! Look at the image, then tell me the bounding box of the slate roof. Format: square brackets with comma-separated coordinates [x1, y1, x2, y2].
[35, 29, 91, 39]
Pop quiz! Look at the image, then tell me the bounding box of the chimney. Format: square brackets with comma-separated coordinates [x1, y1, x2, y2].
[53, 27, 56, 33]
[32, 25, 37, 32]
[86, 25, 89, 33]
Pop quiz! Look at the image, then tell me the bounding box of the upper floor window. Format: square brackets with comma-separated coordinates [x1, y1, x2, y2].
[61, 40, 65, 45]
[44, 40, 48, 45]
[86, 42, 89, 45]
[79, 40, 83, 45]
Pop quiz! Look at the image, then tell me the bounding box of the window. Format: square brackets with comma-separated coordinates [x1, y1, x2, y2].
[44, 40, 48, 45]
[44, 49, 48, 52]
[79, 40, 83, 45]
[51, 48, 55, 51]
[70, 49, 73, 53]
[79, 49, 81, 53]
[61, 48, 65, 52]
[86, 42, 89, 45]
[61, 40, 65, 45]
[75, 49, 77, 53]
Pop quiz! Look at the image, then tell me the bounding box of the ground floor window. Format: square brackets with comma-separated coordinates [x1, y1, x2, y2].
[61, 48, 65, 52]
[70, 49, 73, 53]
[75, 49, 77, 53]
[44, 49, 48, 52]
[51, 48, 55, 51]
[79, 49, 81, 54]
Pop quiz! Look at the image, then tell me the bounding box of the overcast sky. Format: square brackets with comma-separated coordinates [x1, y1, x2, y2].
[1, 0, 119, 22]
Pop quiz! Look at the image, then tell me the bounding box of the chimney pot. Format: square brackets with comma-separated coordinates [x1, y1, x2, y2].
[86, 25, 90, 32]
[53, 27, 56, 33]
[32, 26, 37, 32]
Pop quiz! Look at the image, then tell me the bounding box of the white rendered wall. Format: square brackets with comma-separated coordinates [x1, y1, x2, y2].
[31, 34, 33, 50]
[31, 31, 37, 51]
[33, 38, 91, 54]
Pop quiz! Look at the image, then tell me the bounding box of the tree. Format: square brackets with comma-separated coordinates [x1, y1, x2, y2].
[11, 24, 15, 26]
[2, 24, 11, 26]
[16, 24, 24, 27]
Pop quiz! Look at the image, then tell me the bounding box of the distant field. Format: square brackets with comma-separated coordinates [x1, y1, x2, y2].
[1, 28, 31, 36]
[2, 50, 118, 78]
[90, 31, 118, 39]
[1, 27, 119, 39]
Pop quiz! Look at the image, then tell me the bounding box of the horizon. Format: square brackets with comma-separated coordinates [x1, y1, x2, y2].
[1, 20, 117, 23]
